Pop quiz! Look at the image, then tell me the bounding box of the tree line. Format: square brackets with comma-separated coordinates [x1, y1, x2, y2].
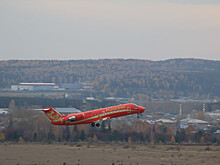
[0, 59, 220, 100]
[0, 109, 219, 145]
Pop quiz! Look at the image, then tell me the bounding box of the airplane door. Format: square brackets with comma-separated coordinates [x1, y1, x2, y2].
[127, 106, 131, 113]
[76, 114, 84, 120]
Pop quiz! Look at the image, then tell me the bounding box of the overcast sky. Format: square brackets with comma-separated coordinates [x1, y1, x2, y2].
[0, 0, 220, 61]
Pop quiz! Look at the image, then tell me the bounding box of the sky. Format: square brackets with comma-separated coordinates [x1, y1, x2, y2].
[0, 0, 220, 61]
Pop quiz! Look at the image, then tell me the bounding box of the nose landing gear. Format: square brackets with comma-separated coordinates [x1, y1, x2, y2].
[91, 122, 101, 127]
[137, 113, 143, 118]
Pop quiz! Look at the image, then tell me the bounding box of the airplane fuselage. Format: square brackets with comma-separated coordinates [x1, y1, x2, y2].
[43, 103, 146, 127]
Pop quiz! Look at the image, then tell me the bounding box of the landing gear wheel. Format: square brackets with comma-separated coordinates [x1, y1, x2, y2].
[96, 123, 100, 127]
[137, 113, 140, 118]
[91, 123, 95, 127]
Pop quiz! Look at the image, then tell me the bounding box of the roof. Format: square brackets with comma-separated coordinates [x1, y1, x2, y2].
[179, 121, 187, 125]
[205, 112, 220, 117]
[55, 108, 81, 113]
[19, 83, 56, 86]
[0, 109, 8, 115]
[144, 120, 155, 124]
[156, 118, 176, 124]
[180, 118, 208, 124]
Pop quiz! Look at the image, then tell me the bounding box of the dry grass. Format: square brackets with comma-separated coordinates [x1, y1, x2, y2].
[0, 143, 219, 165]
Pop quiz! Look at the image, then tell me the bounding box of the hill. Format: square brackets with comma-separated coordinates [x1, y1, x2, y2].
[0, 58, 219, 100]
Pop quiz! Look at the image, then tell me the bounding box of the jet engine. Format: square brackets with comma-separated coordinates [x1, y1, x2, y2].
[66, 114, 84, 122]
[68, 116, 76, 122]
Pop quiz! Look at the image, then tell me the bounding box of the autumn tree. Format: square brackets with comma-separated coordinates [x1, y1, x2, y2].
[171, 135, 175, 143]
[200, 136, 205, 143]
[0, 133, 5, 142]
[9, 100, 16, 111]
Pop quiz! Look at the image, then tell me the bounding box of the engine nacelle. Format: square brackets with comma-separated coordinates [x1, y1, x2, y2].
[66, 113, 84, 123]
[68, 116, 76, 122]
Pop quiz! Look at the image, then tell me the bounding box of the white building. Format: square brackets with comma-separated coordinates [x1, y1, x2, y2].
[11, 83, 58, 91]
[205, 110, 220, 119]
[180, 118, 208, 124]
[0, 108, 8, 115]
[156, 118, 176, 124]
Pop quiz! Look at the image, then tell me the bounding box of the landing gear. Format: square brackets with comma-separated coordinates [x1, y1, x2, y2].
[96, 123, 100, 127]
[137, 113, 143, 118]
[91, 122, 101, 127]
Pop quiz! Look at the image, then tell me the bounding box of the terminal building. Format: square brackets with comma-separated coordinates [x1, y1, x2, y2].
[11, 83, 58, 91]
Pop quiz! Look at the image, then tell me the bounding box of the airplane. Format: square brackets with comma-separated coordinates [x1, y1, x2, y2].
[41, 103, 146, 127]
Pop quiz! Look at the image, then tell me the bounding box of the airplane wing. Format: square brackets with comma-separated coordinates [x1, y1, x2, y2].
[97, 114, 110, 122]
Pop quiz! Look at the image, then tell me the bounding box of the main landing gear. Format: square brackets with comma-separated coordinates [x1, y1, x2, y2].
[91, 122, 100, 127]
[96, 123, 100, 127]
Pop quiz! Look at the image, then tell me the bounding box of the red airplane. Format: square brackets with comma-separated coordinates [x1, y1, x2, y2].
[41, 103, 146, 127]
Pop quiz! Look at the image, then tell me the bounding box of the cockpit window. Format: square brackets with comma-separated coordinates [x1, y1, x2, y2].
[134, 104, 139, 107]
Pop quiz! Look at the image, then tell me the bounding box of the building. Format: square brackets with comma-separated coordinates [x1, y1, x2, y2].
[156, 118, 176, 124]
[179, 121, 189, 129]
[180, 118, 209, 130]
[11, 83, 58, 91]
[180, 118, 208, 124]
[55, 108, 81, 115]
[214, 130, 220, 134]
[144, 120, 155, 125]
[205, 110, 220, 119]
[80, 82, 93, 90]
[59, 83, 82, 90]
[0, 108, 8, 115]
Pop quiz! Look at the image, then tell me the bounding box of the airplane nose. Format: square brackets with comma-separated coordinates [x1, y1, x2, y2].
[139, 106, 146, 112]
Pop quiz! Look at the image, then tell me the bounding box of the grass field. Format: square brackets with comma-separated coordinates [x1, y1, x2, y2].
[0, 143, 219, 165]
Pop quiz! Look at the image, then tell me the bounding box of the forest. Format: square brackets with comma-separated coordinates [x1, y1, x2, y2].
[0, 109, 219, 145]
[0, 58, 220, 100]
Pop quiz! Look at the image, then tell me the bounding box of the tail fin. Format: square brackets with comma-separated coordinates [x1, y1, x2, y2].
[42, 107, 62, 121]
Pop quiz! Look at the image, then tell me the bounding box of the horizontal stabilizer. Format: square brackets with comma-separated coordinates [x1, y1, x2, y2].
[33, 108, 51, 111]
[42, 108, 51, 111]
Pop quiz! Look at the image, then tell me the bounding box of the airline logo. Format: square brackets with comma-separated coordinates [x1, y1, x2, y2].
[45, 110, 60, 120]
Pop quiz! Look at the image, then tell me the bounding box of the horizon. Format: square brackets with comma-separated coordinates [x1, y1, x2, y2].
[0, 57, 220, 62]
